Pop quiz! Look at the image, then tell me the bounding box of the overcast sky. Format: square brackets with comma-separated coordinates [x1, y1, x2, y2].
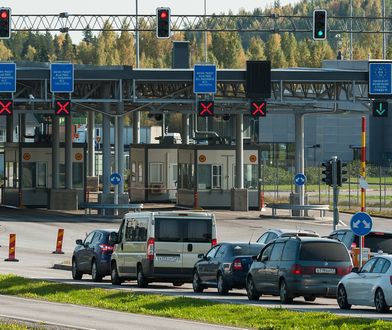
[1, 0, 296, 15]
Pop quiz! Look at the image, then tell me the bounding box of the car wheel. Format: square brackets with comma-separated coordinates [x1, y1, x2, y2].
[172, 281, 184, 287]
[246, 276, 260, 301]
[304, 295, 316, 302]
[91, 260, 102, 282]
[375, 288, 390, 313]
[111, 262, 123, 285]
[192, 270, 204, 293]
[279, 280, 293, 304]
[337, 285, 351, 310]
[217, 273, 229, 295]
[72, 258, 83, 280]
[137, 265, 148, 288]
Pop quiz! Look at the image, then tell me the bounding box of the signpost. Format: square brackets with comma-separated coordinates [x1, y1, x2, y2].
[350, 212, 373, 267]
[193, 64, 217, 94]
[369, 62, 392, 97]
[294, 173, 306, 186]
[50, 63, 74, 93]
[0, 63, 16, 92]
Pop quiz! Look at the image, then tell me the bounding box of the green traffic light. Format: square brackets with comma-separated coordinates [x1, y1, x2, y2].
[318, 30, 324, 37]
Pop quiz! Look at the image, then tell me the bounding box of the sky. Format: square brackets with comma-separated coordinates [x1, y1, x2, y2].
[0, 0, 296, 15]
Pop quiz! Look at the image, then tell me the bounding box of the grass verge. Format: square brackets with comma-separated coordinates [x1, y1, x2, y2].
[0, 275, 390, 329]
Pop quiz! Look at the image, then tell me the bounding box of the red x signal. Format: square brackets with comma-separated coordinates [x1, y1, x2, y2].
[55, 100, 71, 116]
[0, 99, 13, 116]
[198, 101, 214, 117]
[250, 100, 267, 117]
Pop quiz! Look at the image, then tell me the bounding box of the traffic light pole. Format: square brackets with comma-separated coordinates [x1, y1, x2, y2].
[331, 156, 339, 231]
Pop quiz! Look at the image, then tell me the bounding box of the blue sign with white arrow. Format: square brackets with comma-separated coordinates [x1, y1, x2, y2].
[350, 212, 373, 236]
[110, 172, 122, 185]
[294, 173, 306, 186]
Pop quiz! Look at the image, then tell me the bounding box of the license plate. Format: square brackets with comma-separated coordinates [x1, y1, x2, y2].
[156, 255, 180, 262]
[315, 267, 336, 274]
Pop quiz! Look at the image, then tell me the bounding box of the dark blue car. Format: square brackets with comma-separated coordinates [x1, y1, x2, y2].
[72, 229, 116, 282]
[192, 242, 262, 295]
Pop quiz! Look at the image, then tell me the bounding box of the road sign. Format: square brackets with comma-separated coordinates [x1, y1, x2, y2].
[372, 100, 388, 117]
[350, 212, 373, 236]
[0, 63, 16, 92]
[369, 62, 392, 97]
[50, 63, 74, 93]
[250, 100, 267, 117]
[110, 172, 122, 185]
[294, 173, 306, 186]
[198, 100, 214, 117]
[193, 64, 216, 94]
[0, 99, 12, 115]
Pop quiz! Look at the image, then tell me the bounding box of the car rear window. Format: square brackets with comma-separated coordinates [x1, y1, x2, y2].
[364, 234, 392, 253]
[300, 242, 350, 262]
[183, 219, 212, 243]
[232, 244, 261, 256]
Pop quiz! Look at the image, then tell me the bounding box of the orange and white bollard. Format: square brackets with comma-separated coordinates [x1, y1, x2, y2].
[52, 228, 65, 254]
[260, 191, 266, 211]
[5, 234, 19, 262]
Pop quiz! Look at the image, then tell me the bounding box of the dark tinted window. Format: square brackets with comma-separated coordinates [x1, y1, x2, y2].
[372, 258, 387, 273]
[282, 240, 298, 261]
[381, 260, 391, 273]
[260, 244, 273, 260]
[270, 242, 284, 261]
[184, 219, 212, 243]
[232, 244, 261, 256]
[155, 218, 182, 242]
[364, 234, 392, 253]
[300, 242, 350, 262]
[92, 232, 102, 244]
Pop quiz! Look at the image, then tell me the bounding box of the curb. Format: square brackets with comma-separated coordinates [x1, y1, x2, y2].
[52, 264, 71, 271]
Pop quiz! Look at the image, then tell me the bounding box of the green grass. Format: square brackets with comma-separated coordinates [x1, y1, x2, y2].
[0, 275, 390, 330]
[0, 324, 29, 330]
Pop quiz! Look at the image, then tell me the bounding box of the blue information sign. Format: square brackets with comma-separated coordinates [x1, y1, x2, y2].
[294, 173, 306, 186]
[194, 64, 217, 94]
[350, 212, 373, 236]
[50, 63, 74, 93]
[110, 173, 122, 185]
[369, 62, 392, 96]
[0, 63, 16, 92]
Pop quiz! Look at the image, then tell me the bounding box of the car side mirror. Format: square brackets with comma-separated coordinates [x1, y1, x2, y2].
[75, 239, 83, 245]
[197, 253, 205, 259]
[351, 267, 359, 273]
[252, 255, 258, 261]
[109, 232, 118, 245]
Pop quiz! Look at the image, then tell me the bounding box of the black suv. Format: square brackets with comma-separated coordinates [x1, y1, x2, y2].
[246, 237, 353, 303]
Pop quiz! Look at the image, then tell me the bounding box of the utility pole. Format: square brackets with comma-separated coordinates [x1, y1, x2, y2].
[332, 156, 339, 231]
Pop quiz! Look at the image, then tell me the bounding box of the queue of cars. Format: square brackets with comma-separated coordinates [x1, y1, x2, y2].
[71, 211, 392, 313]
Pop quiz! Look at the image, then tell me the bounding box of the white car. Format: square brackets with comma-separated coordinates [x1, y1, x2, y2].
[337, 254, 392, 313]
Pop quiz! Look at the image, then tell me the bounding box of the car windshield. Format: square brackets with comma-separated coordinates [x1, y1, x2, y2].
[232, 244, 262, 256]
[300, 242, 351, 262]
[363, 234, 392, 253]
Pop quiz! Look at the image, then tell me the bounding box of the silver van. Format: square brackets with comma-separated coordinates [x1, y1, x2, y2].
[110, 211, 217, 287]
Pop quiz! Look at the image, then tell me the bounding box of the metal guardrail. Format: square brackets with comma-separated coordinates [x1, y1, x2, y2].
[81, 203, 144, 216]
[269, 203, 330, 217]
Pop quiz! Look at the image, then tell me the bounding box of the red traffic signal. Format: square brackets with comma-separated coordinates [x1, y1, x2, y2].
[198, 101, 214, 117]
[156, 7, 170, 38]
[250, 100, 267, 117]
[0, 99, 13, 115]
[0, 7, 11, 39]
[55, 99, 71, 116]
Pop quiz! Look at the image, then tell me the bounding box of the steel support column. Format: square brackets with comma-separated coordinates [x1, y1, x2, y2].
[235, 113, 244, 188]
[181, 113, 189, 144]
[65, 115, 73, 189]
[117, 103, 125, 195]
[102, 98, 111, 195]
[87, 111, 95, 177]
[295, 113, 305, 214]
[132, 112, 140, 144]
[6, 115, 13, 142]
[52, 116, 60, 189]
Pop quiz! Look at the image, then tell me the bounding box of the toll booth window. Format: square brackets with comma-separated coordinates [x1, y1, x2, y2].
[0, 129, 4, 142]
[178, 163, 194, 189]
[59, 163, 65, 188]
[22, 163, 36, 188]
[37, 162, 47, 188]
[72, 162, 83, 188]
[198, 165, 211, 190]
[131, 162, 136, 182]
[244, 164, 258, 189]
[149, 162, 163, 183]
[138, 162, 143, 182]
[212, 164, 222, 189]
[5, 161, 17, 188]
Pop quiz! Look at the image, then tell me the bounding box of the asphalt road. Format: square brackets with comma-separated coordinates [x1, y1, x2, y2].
[0, 206, 391, 326]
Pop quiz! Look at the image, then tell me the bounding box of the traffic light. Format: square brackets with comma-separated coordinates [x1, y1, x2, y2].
[321, 160, 332, 186]
[0, 99, 13, 115]
[54, 99, 71, 116]
[0, 8, 11, 39]
[372, 100, 388, 117]
[313, 9, 327, 40]
[250, 100, 267, 117]
[337, 159, 348, 186]
[156, 7, 170, 39]
[198, 100, 214, 117]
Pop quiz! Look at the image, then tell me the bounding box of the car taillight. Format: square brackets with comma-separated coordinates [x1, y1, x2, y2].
[147, 237, 155, 261]
[337, 266, 352, 276]
[99, 244, 114, 253]
[291, 264, 302, 275]
[211, 239, 217, 247]
[232, 258, 243, 271]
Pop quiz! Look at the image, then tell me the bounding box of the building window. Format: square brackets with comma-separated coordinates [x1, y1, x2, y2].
[212, 164, 222, 189]
[198, 164, 211, 189]
[0, 130, 5, 142]
[149, 162, 163, 183]
[73, 162, 83, 188]
[37, 162, 47, 188]
[138, 162, 143, 183]
[22, 163, 36, 188]
[131, 162, 136, 182]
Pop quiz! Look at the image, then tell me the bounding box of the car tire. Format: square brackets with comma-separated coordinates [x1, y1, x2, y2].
[91, 260, 102, 282]
[279, 280, 293, 304]
[246, 276, 260, 301]
[192, 270, 204, 293]
[217, 273, 229, 295]
[304, 295, 316, 302]
[111, 262, 123, 285]
[337, 285, 351, 310]
[72, 258, 83, 280]
[137, 265, 148, 288]
[375, 288, 390, 313]
[172, 281, 184, 287]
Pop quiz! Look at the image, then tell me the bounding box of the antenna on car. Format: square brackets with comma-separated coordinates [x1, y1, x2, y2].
[248, 232, 254, 245]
